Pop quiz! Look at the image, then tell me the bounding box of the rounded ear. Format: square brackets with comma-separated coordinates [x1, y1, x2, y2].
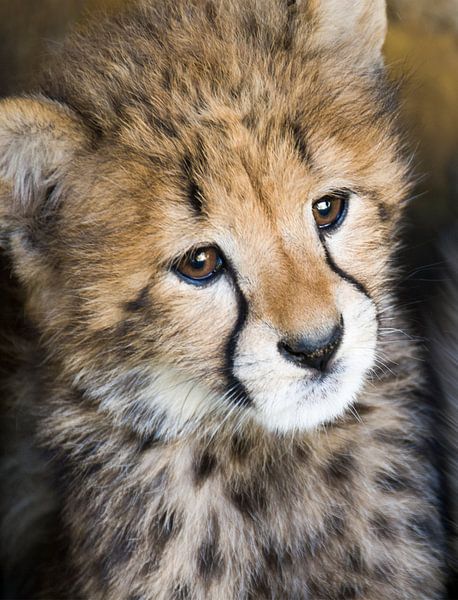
[0, 96, 88, 225]
[0, 97, 89, 313]
[306, 0, 387, 69]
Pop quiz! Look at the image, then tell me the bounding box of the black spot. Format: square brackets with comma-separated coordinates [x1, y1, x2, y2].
[374, 469, 413, 493]
[99, 527, 136, 582]
[44, 183, 57, 204]
[188, 179, 205, 215]
[369, 512, 399, 541]
[324, 511, 347, 538]
[230, 433, 252, 463]
[406, 514, 438, 542]
[337, 582, 361, 599]
[352, 402, 376, 417]
[146, 153, 170, 168]
[204, 1, 217, 25]
[197, 539, 224, 583]
[289, 121, 312, 164]
[136, 430, 163, 453]
[246, 568, 271, 598]
[149, 508, 179, 566]
[148, 114, 179, 138]
[242, 110, 258, 130]
[306, 578, 322, 598]
[373, 561, 396, 583]
[84, 459, 103, 478]
[302, 525, 331, 559]
[150, 466, 169, 492]
[171, 582, 191, 599]
[243, 10, 261, 39]
[262, 542, 293, 573]
[283, 1, 298, 52]
[229, 478, 267, 519]
[194, 450, 217, 486]
[373, 428, 424, 456]
[124, 285, 150, 313]
[345, 546, 367, 576]
[309, 577, 348, 600]
[197, 514, 224, 582]
[162, 67, 173, 91]
[230, 83, 243, 100]
[293, 442, 311, 462]
[324, 448, 357, 485]
[182, 155, 205, 215]
[377, 202, 391, 222]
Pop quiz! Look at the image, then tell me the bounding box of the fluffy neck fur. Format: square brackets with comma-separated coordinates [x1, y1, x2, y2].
[23, 318, 443, 600]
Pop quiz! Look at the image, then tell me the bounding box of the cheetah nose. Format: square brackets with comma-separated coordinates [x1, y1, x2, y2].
[278, 321, 343, 372]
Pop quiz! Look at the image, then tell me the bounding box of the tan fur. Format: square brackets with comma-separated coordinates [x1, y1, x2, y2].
[0, 0, 447, 598]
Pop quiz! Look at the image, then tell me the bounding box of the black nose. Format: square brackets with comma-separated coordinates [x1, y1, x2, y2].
[278, 322, 343, 372]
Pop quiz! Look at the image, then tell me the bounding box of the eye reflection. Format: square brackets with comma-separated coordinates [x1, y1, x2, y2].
[312, 192, 349, 230]
[174, 246, 225, 285]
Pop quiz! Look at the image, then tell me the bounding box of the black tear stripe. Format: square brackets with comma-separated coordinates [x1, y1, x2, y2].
[320, 237, 381, 334]
[124, 285, 151, 313]
[320, 237, 371, 299]
[224, 267, 252, 408]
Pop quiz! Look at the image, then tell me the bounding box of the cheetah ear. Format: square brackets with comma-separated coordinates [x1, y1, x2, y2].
[306, 0, 387, 69]
[0, 96, 87, 231]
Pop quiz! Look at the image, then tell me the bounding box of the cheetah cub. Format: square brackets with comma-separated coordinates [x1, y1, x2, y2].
[0, 0, 447, 598]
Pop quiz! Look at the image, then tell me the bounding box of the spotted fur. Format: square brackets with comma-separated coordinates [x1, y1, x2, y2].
[0, 0, 447, 598]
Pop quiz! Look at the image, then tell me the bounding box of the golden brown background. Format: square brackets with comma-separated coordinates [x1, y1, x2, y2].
[0, 0, 456, 288]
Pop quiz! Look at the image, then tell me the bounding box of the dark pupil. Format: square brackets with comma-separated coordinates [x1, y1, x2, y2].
[317, 199, 332, 216]
[190, 251, 208, 270]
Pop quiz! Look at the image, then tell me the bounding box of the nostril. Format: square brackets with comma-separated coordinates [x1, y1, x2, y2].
[278, 321, 344, 372]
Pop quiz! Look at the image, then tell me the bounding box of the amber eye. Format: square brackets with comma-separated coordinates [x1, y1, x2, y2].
[174, 246, 225, 285]
[312, 192, 348, 230]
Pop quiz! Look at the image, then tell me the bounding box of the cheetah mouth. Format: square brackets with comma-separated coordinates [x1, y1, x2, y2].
[232, 342, 376, 433]
[304, 358, 345, 384]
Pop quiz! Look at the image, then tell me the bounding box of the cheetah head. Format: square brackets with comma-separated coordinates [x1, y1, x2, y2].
[0, 0, 407, 440]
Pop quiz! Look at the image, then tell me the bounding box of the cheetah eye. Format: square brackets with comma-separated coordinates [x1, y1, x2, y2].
[312, 191, 349, 230]
[174, 246, 225, 286]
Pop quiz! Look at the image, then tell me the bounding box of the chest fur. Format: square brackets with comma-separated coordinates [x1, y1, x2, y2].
[53, 410, 444, 600]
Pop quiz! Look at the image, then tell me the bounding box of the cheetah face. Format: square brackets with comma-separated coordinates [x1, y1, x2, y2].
[58, 88, 403, 440]
[0, 0, 405, 440]
[165, 219, 378, 433]
[151, 179, 381, 435]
